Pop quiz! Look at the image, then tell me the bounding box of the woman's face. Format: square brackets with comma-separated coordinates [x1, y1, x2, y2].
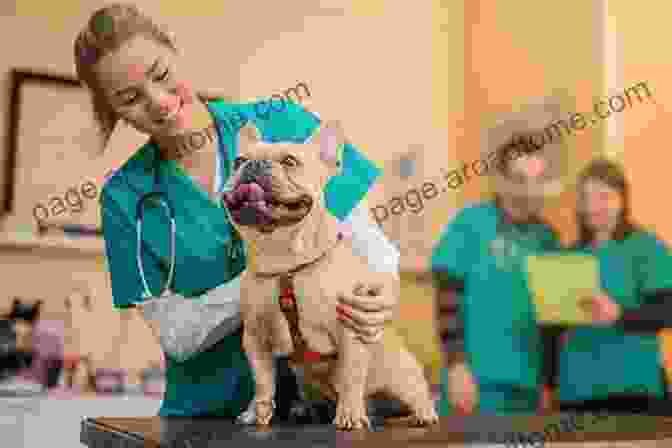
[93, 35, 197, 137]
[579, 178, 624, 234]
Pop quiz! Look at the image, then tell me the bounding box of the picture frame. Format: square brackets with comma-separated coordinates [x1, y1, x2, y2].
[2, 69, 82, 220]
[0, 70, 112, 250]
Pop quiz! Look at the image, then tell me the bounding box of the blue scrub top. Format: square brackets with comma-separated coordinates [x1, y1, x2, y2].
[100, 98, 381, 417]
[431, 201, 560, 398]
[557, 230, 672, 403]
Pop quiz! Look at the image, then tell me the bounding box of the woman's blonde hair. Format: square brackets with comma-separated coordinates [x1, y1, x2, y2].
[74, 3, 177, 149]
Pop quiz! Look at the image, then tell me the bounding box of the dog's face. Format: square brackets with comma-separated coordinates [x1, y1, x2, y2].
[220, 120, 344, 236]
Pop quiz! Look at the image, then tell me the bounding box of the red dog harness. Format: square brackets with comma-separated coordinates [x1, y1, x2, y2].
[253, 235, 343, 366]
[278, 274, 338, 365]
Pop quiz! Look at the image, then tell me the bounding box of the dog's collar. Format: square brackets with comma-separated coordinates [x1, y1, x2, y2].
[252, 233, 343, 279]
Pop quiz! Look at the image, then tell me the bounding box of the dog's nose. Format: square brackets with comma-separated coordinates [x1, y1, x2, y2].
[239, 159, 272, 184]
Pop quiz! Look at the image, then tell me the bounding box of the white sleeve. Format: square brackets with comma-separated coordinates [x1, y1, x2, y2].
[140, 276, 242, 362]
[342, 202, 400, 276]
[196, 275, 242, 350]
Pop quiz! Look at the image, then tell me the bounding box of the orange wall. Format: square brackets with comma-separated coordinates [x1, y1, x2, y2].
[461, 1, 672, 379]
[611, 1, 672, 376]
[460, 1, 607, 244]
[616, 2, 672, 243]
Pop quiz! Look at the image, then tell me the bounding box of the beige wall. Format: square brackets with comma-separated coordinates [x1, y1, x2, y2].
[0, 1, 458, 380]
[3, 0, 663, 387]
[0, 249, 161, 372]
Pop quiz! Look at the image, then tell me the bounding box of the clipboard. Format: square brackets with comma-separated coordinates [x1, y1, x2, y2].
[526, 253, 600, 325]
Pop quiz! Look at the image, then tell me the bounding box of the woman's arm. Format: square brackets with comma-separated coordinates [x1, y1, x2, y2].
[102, 188, 242, 362]
[434, 275, 479, 414]
[130, 277, 243, 362]
[617, 290, 672, 332]
[618, 234, 672, 332]
[333, 198, 400, 343]
[434, 280, 466, 367]
[586, 290, 672, 333]
[594, 234, 672, 333]
[342, 198, 399, 275]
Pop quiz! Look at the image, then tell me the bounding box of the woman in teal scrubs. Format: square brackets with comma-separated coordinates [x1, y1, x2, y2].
[431, 127, 564, 416]
[73, 4, 399, 420]
[556, 158, 672, 415]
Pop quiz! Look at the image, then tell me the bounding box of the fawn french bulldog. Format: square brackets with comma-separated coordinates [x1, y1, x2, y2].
[220, 120, 438, 430]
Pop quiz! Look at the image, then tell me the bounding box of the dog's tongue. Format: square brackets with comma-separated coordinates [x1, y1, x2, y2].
[234, 182, 266, 202]
[226, 182, 273, 225]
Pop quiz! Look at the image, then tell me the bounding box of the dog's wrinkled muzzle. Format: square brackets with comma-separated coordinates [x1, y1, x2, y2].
[239, 159, 273, 185]
[221, 159, 313, 231]
[221, 160, 275, 226]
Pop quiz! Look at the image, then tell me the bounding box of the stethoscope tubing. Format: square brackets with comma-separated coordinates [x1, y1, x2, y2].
[136, 192, 177, 298]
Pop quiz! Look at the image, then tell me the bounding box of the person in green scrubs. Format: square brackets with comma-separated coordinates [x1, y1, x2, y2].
[431, 105, 568, 416]
[73, 4, 400, 420]
[556, 158, 672, 415]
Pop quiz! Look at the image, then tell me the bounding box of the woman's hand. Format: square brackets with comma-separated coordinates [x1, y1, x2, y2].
[336, 278, 397, 344]
[579, 292, 622, 325]
[446, 363, 478, 414]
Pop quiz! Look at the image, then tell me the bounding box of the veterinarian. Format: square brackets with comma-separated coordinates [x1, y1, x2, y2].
[556, 158, 672, 415]
[431, 102, 567, 415]
[74, 3, 400, 420]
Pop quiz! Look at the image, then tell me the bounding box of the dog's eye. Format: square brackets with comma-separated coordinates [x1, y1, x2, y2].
[233, 157, 248, 170]
[281, 155, 300, 167]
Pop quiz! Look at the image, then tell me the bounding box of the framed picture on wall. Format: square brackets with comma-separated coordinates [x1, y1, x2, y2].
[2, 69, 105, 239]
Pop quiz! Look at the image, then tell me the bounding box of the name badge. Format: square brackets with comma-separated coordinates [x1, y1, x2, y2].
[490, 236, 520, 271]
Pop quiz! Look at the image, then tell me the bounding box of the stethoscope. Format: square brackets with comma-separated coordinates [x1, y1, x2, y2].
[129, 142, 242, 300]
[117, 146, 178, 300]
[135, 190, 176, 299]
[127, 99, 244, 300]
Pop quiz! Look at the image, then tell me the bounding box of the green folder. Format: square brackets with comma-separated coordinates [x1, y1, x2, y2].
[526, 253, 600, 325]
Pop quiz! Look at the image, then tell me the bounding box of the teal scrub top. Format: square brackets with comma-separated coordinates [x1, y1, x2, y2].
[557, 230, 672, 403]
[100, 98, 381, 417]
[431, 201, 560, 393]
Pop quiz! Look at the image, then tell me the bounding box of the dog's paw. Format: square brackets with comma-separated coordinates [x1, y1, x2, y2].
[333, 402, 371, 431]
[410, 403, 439, 427]
[254, 399, 275, 426]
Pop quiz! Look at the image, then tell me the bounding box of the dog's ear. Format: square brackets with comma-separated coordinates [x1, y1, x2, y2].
[307, 120, 344, 170]
[237, 122, 263, 149]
